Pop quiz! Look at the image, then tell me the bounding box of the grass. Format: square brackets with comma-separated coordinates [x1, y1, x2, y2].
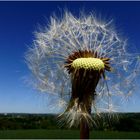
[0, 129, 140, 139]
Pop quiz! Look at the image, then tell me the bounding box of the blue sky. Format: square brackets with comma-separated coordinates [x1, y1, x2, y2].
[0, 1, 140, 113]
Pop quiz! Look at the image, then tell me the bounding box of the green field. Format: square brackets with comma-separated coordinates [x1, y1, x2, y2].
[0, 129, 140, 139]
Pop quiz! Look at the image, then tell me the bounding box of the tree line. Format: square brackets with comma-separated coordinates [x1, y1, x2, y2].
[0, 113, 139, 131]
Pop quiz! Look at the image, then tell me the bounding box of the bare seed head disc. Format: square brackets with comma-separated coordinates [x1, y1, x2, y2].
[72, 58, 105, 71]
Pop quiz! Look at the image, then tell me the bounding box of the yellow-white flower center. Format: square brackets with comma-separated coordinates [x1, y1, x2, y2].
[72, 58, 104, 70]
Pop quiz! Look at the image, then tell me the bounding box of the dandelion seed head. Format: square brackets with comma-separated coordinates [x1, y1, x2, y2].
[25, 11, 140, 127]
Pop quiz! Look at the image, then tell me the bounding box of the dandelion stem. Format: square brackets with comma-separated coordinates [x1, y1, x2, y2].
[80, 118, 90, 139]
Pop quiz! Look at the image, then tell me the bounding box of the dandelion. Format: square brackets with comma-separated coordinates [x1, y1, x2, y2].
[25, 12, 140, 139]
